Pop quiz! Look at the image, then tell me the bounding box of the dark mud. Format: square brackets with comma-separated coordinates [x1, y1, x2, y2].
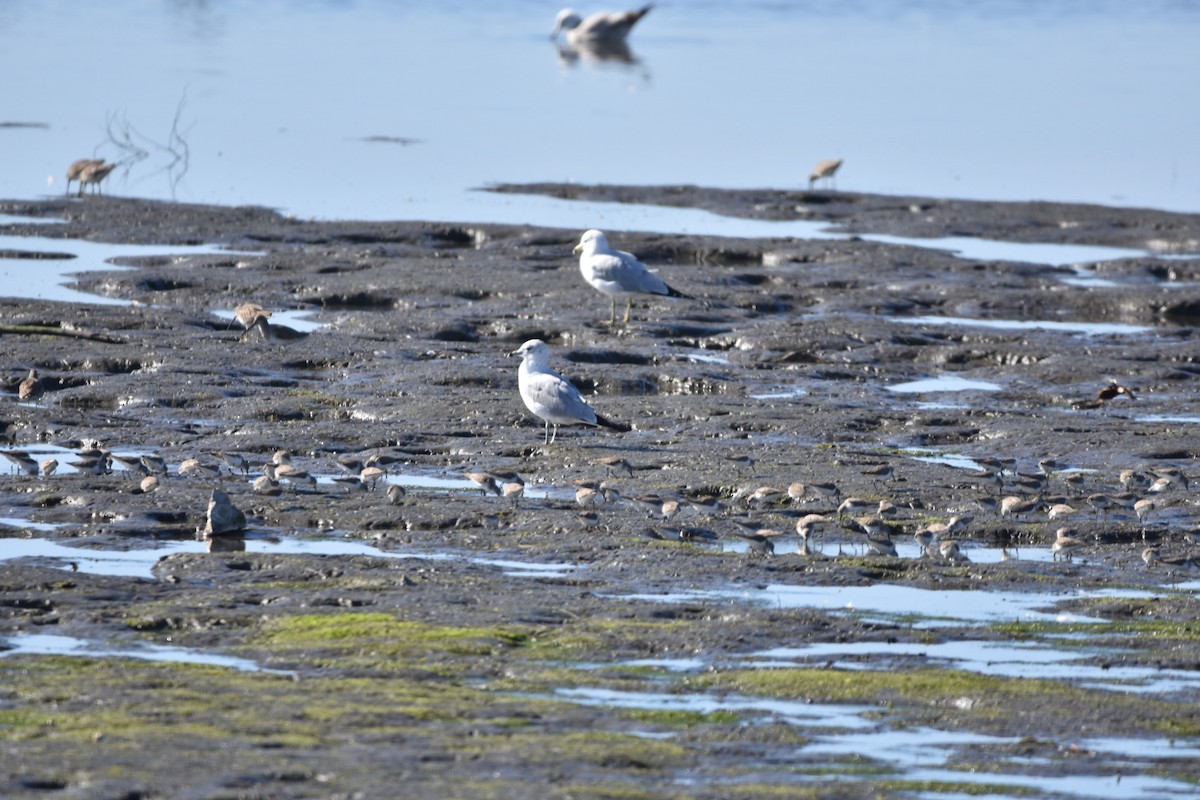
[1, 190, 1200, 798]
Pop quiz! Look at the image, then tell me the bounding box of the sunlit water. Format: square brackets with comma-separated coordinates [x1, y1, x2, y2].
[1, 0, 1197, 225]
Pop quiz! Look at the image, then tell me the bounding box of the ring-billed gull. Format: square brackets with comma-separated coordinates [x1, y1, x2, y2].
[551, 5, 653, 42]
[808, 158, 843, 190]
[573, 229, 688, 324]
[512, 338, 630, 444]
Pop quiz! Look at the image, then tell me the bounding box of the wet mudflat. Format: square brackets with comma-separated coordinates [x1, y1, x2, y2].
[1, 189, 1200, 798]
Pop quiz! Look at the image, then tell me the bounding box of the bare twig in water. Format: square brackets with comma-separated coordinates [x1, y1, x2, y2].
[103, 88, 193, 197]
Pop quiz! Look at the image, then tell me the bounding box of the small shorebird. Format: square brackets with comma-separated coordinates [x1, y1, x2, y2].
[253, 474, 282, 496]
[863, 533, 898, 558]
[18, 369, 44, 402]
[233, 302, 273, 330]
[795, 513, 827, 546]
[862, 464, 894, 485]
[550, 5, 653, 43]
[939, 539, 970, 564]
[837, 496, 871, 517]
[40, 458, 58, 477]
[729, 527, 779, 558]
[808, 158, 843, 190]
[386, 484, 406, 505]
[1046, 503, 1079, 521]
[789, 481, 840, 504]
[1150, 467, 1189, 490]
[65, 158, 105, 196]
[1000, 496, 1039, 519]
[1, 450, 40, 476]
[140, 454, 169, 476]
[203, 489, 246, 537]
[1119, 469, 1151, 490]
[512, 338, 629, 444]
[573, 229, 689, 324]
[178, 458, 221, 480]
[914, 529, 938, 559]
[466, 471, 502, 496]
[360, 466, 386, 491]
[77, 160, 117, 196]
[746, 486, 785, 506]
[502, 481, 525, 508]
[1097, 382, 1136, 403]
[595, 455, 635, 477]
[1051, 527, 1086, 562]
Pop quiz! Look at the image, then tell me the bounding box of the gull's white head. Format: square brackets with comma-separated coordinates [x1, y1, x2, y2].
[551, 9, 583, 37]
[512, 338, 551, 369]
[573, 228, 608, 256]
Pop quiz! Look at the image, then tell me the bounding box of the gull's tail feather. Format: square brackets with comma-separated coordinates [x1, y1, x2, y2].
[664, 282, 691, 300]
[595, 413, 631, 433]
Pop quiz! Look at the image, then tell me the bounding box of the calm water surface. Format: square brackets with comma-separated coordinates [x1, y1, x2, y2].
[1, 0, 1197, 226]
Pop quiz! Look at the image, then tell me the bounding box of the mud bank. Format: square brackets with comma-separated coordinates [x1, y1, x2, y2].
[1, 190, 1200, 798]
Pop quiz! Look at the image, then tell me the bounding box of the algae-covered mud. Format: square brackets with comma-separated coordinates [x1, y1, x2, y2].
[2, 190, 1200, 798]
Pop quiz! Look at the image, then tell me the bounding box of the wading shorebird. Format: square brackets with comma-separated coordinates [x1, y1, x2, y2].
[17, 368, 44, 402]
[551, 5, 653, 43]
[65, 158, 105, 196]
[573, 229, 689, 324]
[233, 302, 273, 330]
[77, 160, 117, 196]
[511, 338, 629, 444]
[808, 158, 843, 190]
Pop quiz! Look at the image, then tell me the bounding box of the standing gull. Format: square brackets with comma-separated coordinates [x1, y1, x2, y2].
[551, 5, 653, 43]
[574, 229, 688, 324]
[512, 339, 630, 444]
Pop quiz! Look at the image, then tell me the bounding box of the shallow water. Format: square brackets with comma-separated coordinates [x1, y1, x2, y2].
[888, 375, 1003, 394]
[0, 232, 246, 305]
[0, 632, 274, 673]
[4, 1, 1197, 220]
[893, 315, 1153, 336]
[0, 534, 578, 580]
[620, 582, 1137, 625]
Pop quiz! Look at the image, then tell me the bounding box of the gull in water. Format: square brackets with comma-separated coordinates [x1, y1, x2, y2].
[512, 339, 630, 444]
[551, 5, 653, 43]
[573, 229, 688, 324]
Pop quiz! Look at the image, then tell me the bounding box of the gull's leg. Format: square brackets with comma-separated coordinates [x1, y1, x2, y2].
[624, 298, 633, 324]
[609, 298, 617, 325]
[543, 420, 551, 445]
[550, 424, 559, 444]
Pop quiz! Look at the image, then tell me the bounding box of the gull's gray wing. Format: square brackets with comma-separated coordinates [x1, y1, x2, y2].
[585, 250, 670, 296]
[524, 371, 598, 425]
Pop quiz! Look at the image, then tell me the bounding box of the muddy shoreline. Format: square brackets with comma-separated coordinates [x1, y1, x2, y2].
[2, 189, 1200, 798]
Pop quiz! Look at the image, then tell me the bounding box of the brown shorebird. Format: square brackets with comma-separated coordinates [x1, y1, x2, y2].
[551, 5, 653, 43]
[233, 303, 273, 330]
[1051, 527, 1086, 562]
[65, 158, 105, 196]
[77, 160, 117, 196]
[18, 369, 44, 402]
[808, 158, 843, 190]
